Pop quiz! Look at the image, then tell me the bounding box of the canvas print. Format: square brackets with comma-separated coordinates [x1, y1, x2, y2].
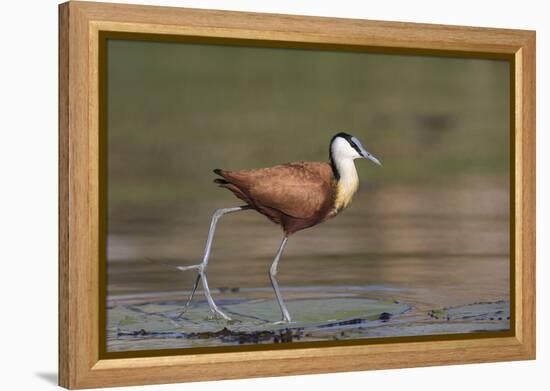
[104, 38, 510, 353]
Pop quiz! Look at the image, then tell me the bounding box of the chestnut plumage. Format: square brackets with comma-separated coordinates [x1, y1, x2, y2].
[213, 162, 335, 235]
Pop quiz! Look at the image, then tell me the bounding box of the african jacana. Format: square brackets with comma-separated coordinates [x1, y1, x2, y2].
[177, 132, 381, 323]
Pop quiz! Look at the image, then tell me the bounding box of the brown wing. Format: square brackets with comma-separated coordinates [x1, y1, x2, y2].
[215, 162, 334, 219]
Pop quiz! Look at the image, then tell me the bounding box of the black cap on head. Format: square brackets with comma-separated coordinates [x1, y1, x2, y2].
[330, 132, 363, 157]
[331, 132, 353, 143]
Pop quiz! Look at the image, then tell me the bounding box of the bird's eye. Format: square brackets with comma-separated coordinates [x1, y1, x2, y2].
[349, 141, 361, 155]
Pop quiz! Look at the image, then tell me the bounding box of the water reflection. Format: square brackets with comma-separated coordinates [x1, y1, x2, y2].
[107, 180, 509, 313]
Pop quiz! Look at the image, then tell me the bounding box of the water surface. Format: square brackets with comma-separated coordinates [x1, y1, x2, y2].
[106, 182, 510, 352]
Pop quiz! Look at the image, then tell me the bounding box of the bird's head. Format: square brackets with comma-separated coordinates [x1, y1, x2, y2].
[330, 132, 381, 166]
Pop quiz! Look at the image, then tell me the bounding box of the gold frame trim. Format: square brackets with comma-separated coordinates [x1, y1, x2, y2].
[59, 1, 535, 388]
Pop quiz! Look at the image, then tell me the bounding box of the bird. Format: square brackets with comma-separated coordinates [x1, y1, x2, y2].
[176, 132, 381, 323]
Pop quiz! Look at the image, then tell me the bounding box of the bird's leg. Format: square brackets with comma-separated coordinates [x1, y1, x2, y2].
[269, 236, 292, 324]
[176, 206, 250, 321]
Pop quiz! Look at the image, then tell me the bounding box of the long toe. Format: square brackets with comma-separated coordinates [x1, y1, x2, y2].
[177, 264, 201, 272]
[273, 318, 292, 325]
[213, 308, 232, 321]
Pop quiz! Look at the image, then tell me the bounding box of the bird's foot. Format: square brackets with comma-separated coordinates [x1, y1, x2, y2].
[175, 264, 233, 322]
[177, 264, 202, 272]
[210, 306, 233, 321]
[175, 264, 205, 320]
[272, 317, 292, 325]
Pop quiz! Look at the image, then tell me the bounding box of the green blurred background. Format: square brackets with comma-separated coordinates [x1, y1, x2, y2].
[106, 39, 510, 308]
[107, 40, 509, 207]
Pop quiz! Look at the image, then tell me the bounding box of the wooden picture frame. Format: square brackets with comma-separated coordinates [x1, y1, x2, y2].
[59, 1, 536, 389]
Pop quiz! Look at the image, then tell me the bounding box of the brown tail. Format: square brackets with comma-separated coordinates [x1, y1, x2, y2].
[213, 169, 229, 185]
[212, 168, 252, 205]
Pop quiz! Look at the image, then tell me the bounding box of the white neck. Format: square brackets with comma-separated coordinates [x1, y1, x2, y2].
[333, 157, 359, 210]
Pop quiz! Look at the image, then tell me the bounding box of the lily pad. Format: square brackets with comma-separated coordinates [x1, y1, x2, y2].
[105, 290, 510, 352]
[224, 298, 409, 329]
[428, 301, 509, 321]
[107, 296, 410, 350]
